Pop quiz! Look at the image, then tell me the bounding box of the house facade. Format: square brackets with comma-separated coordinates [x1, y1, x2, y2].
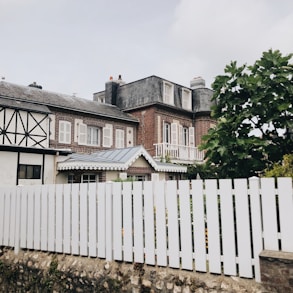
[0, 78, 194, 185]
[94, 75, 216, 164]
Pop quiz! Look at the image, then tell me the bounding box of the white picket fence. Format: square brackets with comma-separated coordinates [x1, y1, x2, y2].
[0, 178, 293, 282]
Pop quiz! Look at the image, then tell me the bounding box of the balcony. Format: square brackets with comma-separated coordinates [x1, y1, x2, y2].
[154, 143, 205, 164]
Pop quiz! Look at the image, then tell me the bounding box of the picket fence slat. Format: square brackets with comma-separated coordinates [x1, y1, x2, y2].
[27, 187, 34, 249]
[41, 185, 48, 251]
[113, 182, 122, 260]
[133, 181, 144, 263]
[1, 178, 293, 283]
[105, 183, 113, 261]
[88, 183, 97, 257]
[48, 185, 55, 252]
[179, 180, 193, 270]
[20, 187, 28, 248]
[14, 188, 21, 253]
[63, 184, 71, 254]
[71, 184, 79, 255]
[55, 184, 63, 253]
[205, 179, 221, 274]
[97, 183, 106, 258]
[261, 178, 279, 250]
[220, 179, 237, 276]
[234, 179, 253, 278]
[80, 183, 88, 256]
[192, 179, 207, 272]
[278, 177, 293, 252]
[34, 186, 41, 250]
[249, 177, 263, 282]
[122, 182, 133, 262]
[155, 181, 167, 266]
[166, 180, 180, 268]
[143, 181, 155, 265]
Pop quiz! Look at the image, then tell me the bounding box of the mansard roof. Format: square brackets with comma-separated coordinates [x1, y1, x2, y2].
[58, 145, 187, 173]
[0, 81, 138, 123]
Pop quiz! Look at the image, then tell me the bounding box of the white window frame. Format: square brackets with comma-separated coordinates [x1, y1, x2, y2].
[81, 174, 96, 183]
[87, 126, 101, 146]
[182, 88, 192, 110]
[103, 124, 113, 147]
[59, 120, 71, 144]
[163, 81, 174, 105]
[115, 129, 125, 148]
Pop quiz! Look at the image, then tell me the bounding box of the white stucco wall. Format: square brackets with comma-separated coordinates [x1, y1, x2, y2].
[0, 151, 18, 186]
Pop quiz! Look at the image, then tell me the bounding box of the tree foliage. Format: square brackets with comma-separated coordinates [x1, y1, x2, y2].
[264, 154, 293, 178]
[200, 49, 293, 178]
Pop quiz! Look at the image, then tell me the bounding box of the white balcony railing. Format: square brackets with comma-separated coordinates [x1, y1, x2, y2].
[154, 143, 205, 163]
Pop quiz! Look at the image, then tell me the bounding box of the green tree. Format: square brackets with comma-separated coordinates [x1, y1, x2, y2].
[200, 49, 293, 178]
[264, 154, 293, 178]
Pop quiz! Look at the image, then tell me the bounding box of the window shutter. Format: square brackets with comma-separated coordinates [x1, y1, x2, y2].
[171, 123, 178, 145]
[65, 123, 71, 143]
[189, 127, 195, 147]
[59, 121, 71, 143]
[103, 124, 113, 147]
[78, 123, 87, 145]
[178, 125, 183, 145]
[59, 121, 65, 142]
[115, 129, 125, 148]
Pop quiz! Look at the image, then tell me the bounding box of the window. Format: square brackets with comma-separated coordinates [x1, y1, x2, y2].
[59, 120, 71, 144]
[115, 129, 125, 148]
[183, 127, 189, 146]
[18, 164, 41, 179]
[163, 122, 171, 143]
[127, 175, 148, 181]
[82, 174, 96, 183]
[68, 174, 77, 184]
[182, 88, 192, 110]
[163, 81, 174, 105]
[87, 126, 101, 146]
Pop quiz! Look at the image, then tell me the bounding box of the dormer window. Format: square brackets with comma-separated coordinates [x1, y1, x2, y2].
[182, 88, 192, 110]
[163, 81, 174, 105]
[97, 96, 105, 103]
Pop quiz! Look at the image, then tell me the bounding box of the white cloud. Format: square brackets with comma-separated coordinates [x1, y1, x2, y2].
[162, 0, 293, 88]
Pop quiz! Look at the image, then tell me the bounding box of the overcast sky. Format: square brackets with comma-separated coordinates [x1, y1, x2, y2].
[1, 0, 293, 100]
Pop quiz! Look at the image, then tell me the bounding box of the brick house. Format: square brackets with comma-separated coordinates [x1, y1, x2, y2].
[0, 79, 192, 185]
[94, 75, 216, 164]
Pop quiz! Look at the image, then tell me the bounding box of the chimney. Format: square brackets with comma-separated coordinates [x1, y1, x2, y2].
[28, 81, 42, 89]
[190, 76, 205, 90]
[105, 76, 119, 105]
[105, 75, 125, 105]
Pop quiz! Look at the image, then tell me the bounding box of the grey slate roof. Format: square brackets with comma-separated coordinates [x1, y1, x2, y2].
[0, 96, 51, 114]
[0, 81, 138, 123]
[58, 145, 187, 173]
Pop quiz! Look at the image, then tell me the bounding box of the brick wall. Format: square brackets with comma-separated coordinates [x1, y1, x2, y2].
[130, 106, 215, 157]
[50, 110, 136, 153]
[194, 115, 216, 146]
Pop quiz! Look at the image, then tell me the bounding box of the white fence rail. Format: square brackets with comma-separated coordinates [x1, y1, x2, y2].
[0, 178, 293, 282]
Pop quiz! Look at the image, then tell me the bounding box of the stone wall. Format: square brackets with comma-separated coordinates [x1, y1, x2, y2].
[0, 247, 268, 293]
[260, 250, 293, 292]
